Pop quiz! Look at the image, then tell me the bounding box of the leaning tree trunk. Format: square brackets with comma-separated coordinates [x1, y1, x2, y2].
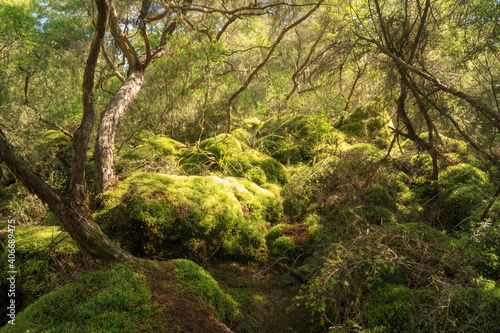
[94, 70, 145, 194]
[0, 131, 132, 261]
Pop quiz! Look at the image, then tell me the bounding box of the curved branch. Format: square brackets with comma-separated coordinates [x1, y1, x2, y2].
[108, 0, 139, 68]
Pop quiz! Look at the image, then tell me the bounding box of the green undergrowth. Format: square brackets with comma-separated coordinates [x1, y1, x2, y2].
[0, 225, 80, 306]
[180, 134, 289, 185]
[173, 259, 239, 323]
[95, 172, 282, 260]
[295, 221, 499, 332]
[0, 265, 154, 333]
[24, 130, 72, 189]
[116, 135, 184, 175]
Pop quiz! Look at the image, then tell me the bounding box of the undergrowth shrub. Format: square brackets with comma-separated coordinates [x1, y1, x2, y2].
[294, 222, 487, 331]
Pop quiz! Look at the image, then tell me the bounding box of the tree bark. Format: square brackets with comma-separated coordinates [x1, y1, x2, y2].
[94, 70, 145, 194]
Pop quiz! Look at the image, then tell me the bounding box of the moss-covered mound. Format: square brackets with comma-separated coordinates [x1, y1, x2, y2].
[0, 226, 80, 305]
[432, 163, 493, 230]
[116, 135, 184, 175]
[95, 172, 282, 260]
[181, 134, 289, 185]
[174, 259, 239, 323]
[258, 115, 335, 164]
[1, 260, 238, 333]
[1, 265, 152, 333]
[338, 101, 392, 149]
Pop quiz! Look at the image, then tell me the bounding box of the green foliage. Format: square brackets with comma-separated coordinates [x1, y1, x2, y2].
[174, 259, 239, 323]
[362, 284, 430, 331]
[1, 265, 152, 333]
[96, 172, 281, 260]
[181, 134, 289, 185]
[0, 225, 80, 305]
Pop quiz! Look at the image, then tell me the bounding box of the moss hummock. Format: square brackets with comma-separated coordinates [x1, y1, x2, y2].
[174, 259, 239, 323]
[181, 134, 289, 185]
[95, 172, 282, 260]
[0, 265, 152, 333]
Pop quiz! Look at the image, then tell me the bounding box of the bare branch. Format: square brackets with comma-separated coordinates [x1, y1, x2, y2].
[39, 117, 74, 139]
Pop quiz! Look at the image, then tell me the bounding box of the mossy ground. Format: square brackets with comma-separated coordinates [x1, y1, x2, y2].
[0, 225, 81, 306]
[1, 123, 499, 332]
[1, 259, 239, 333]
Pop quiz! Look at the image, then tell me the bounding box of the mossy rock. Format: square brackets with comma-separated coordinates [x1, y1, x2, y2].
[345, 143, 386, 162]
[173, 259, 239, 323]
[180, 134, 288, 185]
[269, 236, 295, 257]
[439, 163, 489, 187]
[96, 172, 281, 260]
[0, 226, 80, 305]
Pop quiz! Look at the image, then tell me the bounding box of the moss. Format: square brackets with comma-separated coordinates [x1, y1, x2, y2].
[146, 136, 182, 156]
[181, 134, 289, 185]
[260, 115, 335, 164]
[366, 184, 396, 209]
[387, 222, 454, 248]
[173, 259, 238, 323]
[345, 143, 386, 161]
[24, 130, 72, 189]
[231, 128, 253, 145]
[440, 163, 488, 186]
[269, 236, 295, 257]
[116, 135, 183, 175]
[362, 284, 431, 331]
[96, 172, 281, 260]
[265, 224, 286, 244]
[0, 226, 80, 305]
[435, 164, 493, 229]
[338, 102, 391, 148]
[1, 265, 152, 333]
[365, 206, 396, 224]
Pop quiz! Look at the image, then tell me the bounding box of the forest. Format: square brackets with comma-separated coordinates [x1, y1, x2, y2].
[0, 0, 499, 331]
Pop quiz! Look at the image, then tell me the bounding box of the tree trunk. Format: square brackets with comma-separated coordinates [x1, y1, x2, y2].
[94, 70, 145, 194]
